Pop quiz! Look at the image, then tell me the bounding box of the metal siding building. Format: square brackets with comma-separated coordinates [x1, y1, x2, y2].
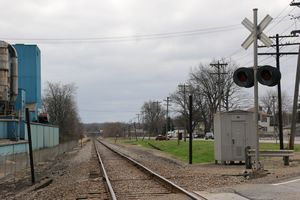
[13, 44, 41, 109]
[0, 122, 8, 138]
[22, 123, 59, 151]
[0, 142, 28, 155]
[0, 123, 59, 155]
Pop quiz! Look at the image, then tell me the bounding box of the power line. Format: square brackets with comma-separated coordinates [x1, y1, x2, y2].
[259, 56, 275, 64]
[80, 109, 139, 113]
[266, 6, 296, 33]
[2, 24, 243, 44]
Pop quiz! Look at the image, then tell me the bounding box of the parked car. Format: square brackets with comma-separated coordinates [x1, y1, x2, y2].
[205, 132, 214, 140]
[155, 134, 170, 140]
[194, 133, 205, 138]
[167, 131, 176, 138]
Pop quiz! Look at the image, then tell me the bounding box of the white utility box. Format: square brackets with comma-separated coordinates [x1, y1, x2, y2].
[214, 111, 257, 164]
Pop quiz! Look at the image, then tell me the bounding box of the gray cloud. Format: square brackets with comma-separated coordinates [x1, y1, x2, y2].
[0, 0, 297, 122]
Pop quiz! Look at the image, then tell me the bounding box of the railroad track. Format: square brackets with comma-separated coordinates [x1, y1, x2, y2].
[94, 138, 205, 200]
[76, 141, 111, 200]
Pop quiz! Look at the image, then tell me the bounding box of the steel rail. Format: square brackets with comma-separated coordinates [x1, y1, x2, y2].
[93, 140, 117, 200]
[96, 138, 206, 200]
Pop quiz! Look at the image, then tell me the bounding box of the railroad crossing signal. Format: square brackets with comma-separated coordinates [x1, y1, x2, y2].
[241, 14, 273, 49]
[233, 65, 281, 88]
[236, 13, 279, 88]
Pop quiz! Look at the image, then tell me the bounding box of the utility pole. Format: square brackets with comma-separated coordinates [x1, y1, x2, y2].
[289, 0, 300, 150]
[155, 101, 161, 114]
[128, 121, 132, 140]
[133, 122, 138, 141]
[275, 34, 283, 150]
[178, 84, 188, 141]
[258, 34, 299, 149]
[164, 97, 171, 135]
[156, 101, 161, 134]
[210, 61, 228, 112]
[272, 96, 277, 143]
[290, 45, 300, 149]
[141, 111, 146, 140]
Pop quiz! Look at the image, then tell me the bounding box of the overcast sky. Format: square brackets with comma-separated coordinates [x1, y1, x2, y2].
[1, 0, 299, 123]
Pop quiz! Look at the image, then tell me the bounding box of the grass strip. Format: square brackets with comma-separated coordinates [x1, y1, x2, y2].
[119, 138, 300, 164]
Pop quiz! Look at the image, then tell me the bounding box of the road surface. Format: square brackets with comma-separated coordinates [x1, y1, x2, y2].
[196, 177, 300, 200]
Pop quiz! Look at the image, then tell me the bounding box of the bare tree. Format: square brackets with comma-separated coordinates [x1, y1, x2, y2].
[191, 60, 240, 108]
[260, 90, 291, 113]
[42, 82, 82, 142]
[221, 67, 241, 111]
[171, 59, 240, 132]
[170, 86, 204, 133]
[260, 89, 292, 127]
[260, 90, 276, 113]
[141, 101, 165, 138]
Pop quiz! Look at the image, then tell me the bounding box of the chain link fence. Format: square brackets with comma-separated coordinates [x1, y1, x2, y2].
[0, 140, 78, 179]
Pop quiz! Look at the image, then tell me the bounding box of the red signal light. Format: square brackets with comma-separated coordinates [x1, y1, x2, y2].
[233, 65, 281, 88]
[237, 71, 247, 82]
[233, 67, 254, 88]
[257, 65, 281, 86]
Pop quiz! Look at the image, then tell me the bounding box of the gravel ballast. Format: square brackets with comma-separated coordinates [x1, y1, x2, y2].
[1, 138, 300, 199]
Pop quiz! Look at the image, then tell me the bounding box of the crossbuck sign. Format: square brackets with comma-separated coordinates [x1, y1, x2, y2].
[241, 14, 273, 49]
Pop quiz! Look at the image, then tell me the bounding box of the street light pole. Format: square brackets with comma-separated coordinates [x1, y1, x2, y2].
[189, 94, 193, 164]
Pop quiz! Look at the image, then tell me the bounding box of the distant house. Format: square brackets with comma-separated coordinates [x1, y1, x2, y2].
[247, 107, 274, 134]
[283, 124, 300, 136]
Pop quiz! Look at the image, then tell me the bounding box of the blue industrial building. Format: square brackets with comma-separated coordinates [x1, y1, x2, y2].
[0, 42, 59, 155]
[14, 44, 42, 110]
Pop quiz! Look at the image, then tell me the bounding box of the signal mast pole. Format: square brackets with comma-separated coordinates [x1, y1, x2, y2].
[241, 9, 273, 171]
[253, 8, 260, 171]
